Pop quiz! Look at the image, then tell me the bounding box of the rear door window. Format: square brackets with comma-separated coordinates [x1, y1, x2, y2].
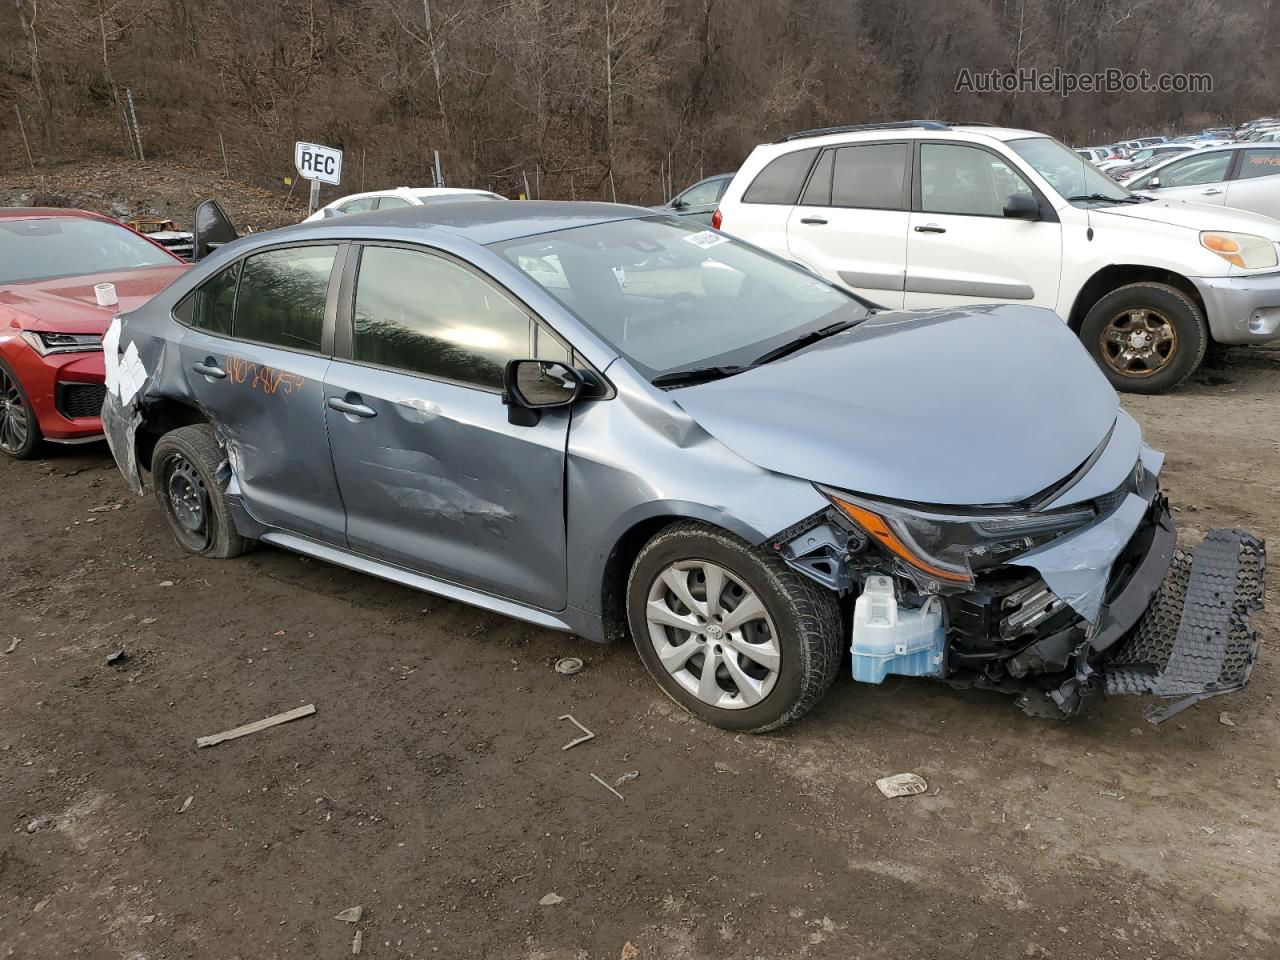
[233, 246, 338, 352]
[351, 246, 532, 391]
[174, 261, 239, 335]
[337, 198, 376, 215]
[1237, 150, 1280, 179]
[831, 143, 909, 209]
[742, 148, 818, 205]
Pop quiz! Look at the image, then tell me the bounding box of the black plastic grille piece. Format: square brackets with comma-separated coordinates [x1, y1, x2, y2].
[1106, 529, 1266, 698]
[57, 382, 107, 420]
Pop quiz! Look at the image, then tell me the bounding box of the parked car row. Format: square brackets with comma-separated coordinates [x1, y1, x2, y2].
[0, 114, 1272, 735]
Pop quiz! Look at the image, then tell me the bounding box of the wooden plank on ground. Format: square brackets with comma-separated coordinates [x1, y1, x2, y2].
[195, 704, 316, 748]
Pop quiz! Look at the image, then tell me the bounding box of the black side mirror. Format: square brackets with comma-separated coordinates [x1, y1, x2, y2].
[502, 360, 583, 426]
[1002, 193, 1041, 220]
[670, 196, 687, 210]
[192, 198, 239, 261]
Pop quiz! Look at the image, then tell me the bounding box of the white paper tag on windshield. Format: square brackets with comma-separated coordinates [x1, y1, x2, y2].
[683, 230, 730, 249]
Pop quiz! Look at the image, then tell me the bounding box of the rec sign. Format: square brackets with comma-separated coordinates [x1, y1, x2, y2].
[294, 142, 343, 185]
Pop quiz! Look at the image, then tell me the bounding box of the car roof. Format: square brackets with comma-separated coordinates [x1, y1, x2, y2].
[0, 207, 112, 222]
[764, 124, 1046, 151]
[291, 199, 655, 245]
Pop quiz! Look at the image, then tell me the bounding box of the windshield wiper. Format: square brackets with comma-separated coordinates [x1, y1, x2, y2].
[1067, 193, 1146, 205]
[750, 318, 860, 367]
[651, 365, 751, 388]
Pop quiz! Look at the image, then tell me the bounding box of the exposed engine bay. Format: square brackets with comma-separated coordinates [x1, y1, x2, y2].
[771, 451, 1267, 721]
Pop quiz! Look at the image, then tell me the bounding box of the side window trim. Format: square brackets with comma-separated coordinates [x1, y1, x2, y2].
[911, 139, 1058, 223]
[171, 240, 345, 359]
[336, 240, 587, 396]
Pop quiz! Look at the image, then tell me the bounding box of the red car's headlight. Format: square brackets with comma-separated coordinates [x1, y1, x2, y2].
[18, 331, 103, 356]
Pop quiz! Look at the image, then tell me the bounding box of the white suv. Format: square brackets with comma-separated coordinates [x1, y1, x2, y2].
[714, 121, 1280, 392]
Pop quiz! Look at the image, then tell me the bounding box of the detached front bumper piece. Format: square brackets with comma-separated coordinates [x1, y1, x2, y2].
[1105, 529, 1266, 723]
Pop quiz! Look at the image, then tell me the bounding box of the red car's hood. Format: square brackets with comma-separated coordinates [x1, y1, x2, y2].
[0, 264, 188, 333]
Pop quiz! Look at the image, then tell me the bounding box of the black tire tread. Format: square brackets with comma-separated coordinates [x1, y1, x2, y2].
[627, 520, 843, 733]
[1081, 281, 1208, 394]
[151, 424, 253, 559]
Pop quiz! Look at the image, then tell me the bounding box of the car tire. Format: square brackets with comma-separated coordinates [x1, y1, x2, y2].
[0, 358, 42, 460]
[627, 521, 843, 733]
[151, 424, 253, 559]
[1080, 282, 1208, 394]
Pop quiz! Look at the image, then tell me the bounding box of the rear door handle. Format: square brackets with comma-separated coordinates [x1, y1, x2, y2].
[799, 216, 828, 225]
[192, 359, 226, 379]
[914, 224, 947, 234]
[327, 395, 377, 419]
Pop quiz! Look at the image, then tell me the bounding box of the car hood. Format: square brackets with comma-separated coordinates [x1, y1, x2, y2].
[0, 264, 188, 333]
[1098, 198, 1280, 238]
[670, 304, 1120, 506]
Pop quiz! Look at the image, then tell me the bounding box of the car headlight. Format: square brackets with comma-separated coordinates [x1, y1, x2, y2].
[821, 488, 1097, 587]
[18, 331, 104, 356]
[1200, 231, 1279, 270]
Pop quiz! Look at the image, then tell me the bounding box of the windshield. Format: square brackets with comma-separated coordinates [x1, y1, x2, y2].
[0, 216, 175, 284]
[1008, 136, 1132, 206]
[494, 217, 870, 380]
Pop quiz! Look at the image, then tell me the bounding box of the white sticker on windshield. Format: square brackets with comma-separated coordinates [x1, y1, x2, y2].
[683, 230, 730, 249]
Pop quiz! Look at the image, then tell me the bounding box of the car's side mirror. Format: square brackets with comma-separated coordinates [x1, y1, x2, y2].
[323, 207, 338, 219]
[1002, 193, 1040, 220]
[502, 360, 583, 426]
[1146, 177, 1162, 189]
[670, 197, 687, 210]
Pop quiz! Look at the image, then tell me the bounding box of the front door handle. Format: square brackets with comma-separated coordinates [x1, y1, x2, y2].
[914, 224, 947, 234]
[192, 359, 226, 379]
[327, 395, 377, 419]
[799, 216, 829, 225]
[1201, 188, 1223, 196]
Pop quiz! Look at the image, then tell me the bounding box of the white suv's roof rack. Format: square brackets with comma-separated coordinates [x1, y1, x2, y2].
[772, 120, 950, 143]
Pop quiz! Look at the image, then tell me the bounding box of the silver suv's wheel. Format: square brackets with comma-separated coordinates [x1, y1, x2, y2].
[628, 521, 843, 732]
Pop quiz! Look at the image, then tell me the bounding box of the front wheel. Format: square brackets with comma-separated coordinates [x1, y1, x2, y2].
[1079, 282, 1208, 394]
[626, 521, 843, 732]
[0, 360, 42, 460]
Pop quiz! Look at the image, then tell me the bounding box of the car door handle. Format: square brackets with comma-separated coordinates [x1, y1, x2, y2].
[799, 216, 828, 225]
[914, 224, 947, 234]
[327, 395, 377, 419]
[192, 359, 226, 379]
[1201, 188, 1223, 195]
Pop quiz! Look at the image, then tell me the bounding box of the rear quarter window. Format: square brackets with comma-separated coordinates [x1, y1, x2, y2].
[742, 148, 818, 205]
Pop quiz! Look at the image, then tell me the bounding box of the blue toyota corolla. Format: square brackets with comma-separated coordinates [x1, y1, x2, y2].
[100, 200, 1265, 731]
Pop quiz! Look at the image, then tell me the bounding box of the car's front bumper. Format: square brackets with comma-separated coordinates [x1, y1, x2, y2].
[1191, 270, 1280, 344]
[4, 342, 106, 441]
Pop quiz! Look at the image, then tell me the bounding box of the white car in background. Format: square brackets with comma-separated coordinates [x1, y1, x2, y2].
[1124, 144, 1280, 220]
[713, 121, 1280, 393]
[302, 186, 506, 223]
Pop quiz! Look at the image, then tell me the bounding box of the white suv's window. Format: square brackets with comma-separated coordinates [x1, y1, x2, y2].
[831, 143, 908, 209]
[742, 148, 818, 205]
[920, 144, 1034, 217]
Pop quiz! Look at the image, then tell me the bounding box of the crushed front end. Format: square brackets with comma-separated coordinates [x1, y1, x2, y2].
[772, 441, 1267, 722]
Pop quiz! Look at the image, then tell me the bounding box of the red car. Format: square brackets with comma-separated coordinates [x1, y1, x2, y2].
[0, 208, 189, 459]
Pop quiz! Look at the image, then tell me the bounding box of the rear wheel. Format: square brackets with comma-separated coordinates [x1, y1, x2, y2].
[151, 425, 253, 558]
[0, 361, 41, 460]
[1080, 282, 1208, 394]
[627, 521, 842, 732]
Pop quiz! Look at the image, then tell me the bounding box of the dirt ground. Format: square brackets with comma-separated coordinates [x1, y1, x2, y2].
[2, 348, 1280, 960]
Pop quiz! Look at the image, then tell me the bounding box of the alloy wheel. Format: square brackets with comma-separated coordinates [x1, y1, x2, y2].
[644, 560, 781, 709]
[1099, 307, 1178, 378]
[0, 367, 30, 454]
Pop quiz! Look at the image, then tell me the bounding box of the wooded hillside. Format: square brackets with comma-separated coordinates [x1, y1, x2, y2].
[3, 0, 1276, 202]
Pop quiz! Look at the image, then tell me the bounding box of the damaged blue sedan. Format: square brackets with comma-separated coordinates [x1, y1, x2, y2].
[101, 200, 1266, 731]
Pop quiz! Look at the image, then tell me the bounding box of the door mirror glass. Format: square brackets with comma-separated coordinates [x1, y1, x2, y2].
[504, 360, 582, 409]
[192, 198, 238, 261]
[1002, 193, 1040, 220]
[1146, 177, 1161, 189]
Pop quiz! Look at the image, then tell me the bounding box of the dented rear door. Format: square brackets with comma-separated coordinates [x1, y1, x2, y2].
[324, 243, 570, 611]
[176, 242, 347, 544]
